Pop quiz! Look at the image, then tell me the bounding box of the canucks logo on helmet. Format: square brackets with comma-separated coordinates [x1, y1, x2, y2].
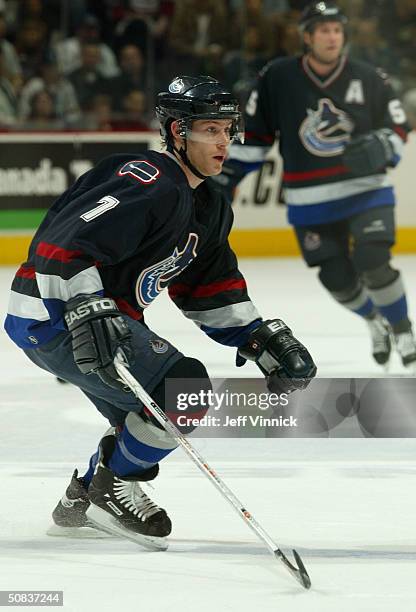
[299, 98, 353, 156]
[168, 78, 185, 94]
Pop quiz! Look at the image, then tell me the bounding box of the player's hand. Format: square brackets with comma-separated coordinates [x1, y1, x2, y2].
[64, 295, 134, 391]
[237, 319, 316, 394]
[342, 128, 395, 175]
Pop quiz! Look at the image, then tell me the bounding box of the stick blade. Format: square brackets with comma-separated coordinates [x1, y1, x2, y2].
[274, 548, 311, 589]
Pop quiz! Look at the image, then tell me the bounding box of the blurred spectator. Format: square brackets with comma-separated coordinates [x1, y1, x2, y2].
[230, 0, 289, 17]
[68, 42, 111, 111]
[0, 9, 21, 78]
[229, 0, 275, 56]
[0, 46, 20, 127]
[169, 0, 228, 75]
[19, 60, 80, 125]
[85, 89, 149, 131]
[223, 25, 272, 105]
[110, 44, 146, 110]
[114, 88, 149, 130]
[15, 18, 52, 81]
[54, 14, 120, 78]
[114, 0, 174, 60]
[16, 0, 61, 34]
[349, 17, 399, 76]
[20, 89, 65, 130]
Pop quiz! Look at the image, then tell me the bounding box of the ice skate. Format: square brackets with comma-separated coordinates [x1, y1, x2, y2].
[367, 315, 392, 368]
[86, 461, 171, 551]
[395, 330, 416, 371]
[47, 469, 110, 538]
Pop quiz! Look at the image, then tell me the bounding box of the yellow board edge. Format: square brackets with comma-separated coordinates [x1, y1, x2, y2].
[0, 228, 415, 265]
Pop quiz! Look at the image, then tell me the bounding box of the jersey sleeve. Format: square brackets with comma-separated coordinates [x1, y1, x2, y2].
[168, 205, 262, 347]
[225, 62, 279, 180]
[372, 68, 411, 166]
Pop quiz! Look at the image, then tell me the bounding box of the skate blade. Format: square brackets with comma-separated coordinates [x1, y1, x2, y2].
[86, 504, 168, 551]
[46, 523, 117, 539]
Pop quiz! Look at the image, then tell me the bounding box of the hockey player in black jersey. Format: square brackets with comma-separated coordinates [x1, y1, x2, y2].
[216, 2, 416, 370]
[4, 76, 316, 548]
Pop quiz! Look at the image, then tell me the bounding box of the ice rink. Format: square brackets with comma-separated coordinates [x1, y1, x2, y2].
[1, 257, 416, 612]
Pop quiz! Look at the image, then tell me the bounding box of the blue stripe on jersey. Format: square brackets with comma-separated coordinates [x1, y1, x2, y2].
[287, 187, 395, 226]
[391, 153, 401, 167]
[378, 295, 408, 325]
[5, 290, 105, 349]
[201, 318, 262, 347]
[4, 314, 62, 349]
[43, 298, 67, 328]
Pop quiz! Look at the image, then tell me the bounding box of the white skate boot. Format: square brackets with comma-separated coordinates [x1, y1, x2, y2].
[367, 315, 392, 367]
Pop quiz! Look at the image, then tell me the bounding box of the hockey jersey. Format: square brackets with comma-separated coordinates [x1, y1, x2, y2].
[227, 55, 411, 225]
[5, 151, 261, 350]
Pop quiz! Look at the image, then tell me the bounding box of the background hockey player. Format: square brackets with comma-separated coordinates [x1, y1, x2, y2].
[4, 76, 316, 549]
[215, 1, 416, 370]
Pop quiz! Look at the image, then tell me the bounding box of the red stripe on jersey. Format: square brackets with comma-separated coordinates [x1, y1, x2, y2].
[36, 242, 83, 263]
[283, 165, 349, 182]
[16, 265, 36, 279]
[245, 131, 274, 145]
[114, 297, 143, 320]
[169, 278, 246, 299]
[394, 126, 408, 142]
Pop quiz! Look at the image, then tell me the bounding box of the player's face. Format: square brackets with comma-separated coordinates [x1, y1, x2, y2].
[305, 21, 344, 65]
[185, 119, 233, 176]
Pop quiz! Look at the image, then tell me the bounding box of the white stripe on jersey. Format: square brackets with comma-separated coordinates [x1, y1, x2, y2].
[8, 291, 50, 321]
[284, 174, 392, 205]
[36, 266, 104, 301]
[183, 301, 260, 328]
[228, 144, 270, 163]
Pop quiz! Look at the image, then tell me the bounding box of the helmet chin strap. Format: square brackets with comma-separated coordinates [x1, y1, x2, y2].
[169, 141, 208, 181]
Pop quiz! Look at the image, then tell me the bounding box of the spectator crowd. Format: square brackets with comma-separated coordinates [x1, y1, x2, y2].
[0, 0, 415, 131]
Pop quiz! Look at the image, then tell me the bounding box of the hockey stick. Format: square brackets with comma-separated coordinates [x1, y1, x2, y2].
[114, 353, 311, 590]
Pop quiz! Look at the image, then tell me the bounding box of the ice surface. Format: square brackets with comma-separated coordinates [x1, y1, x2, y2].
[1, 259, 416, 611]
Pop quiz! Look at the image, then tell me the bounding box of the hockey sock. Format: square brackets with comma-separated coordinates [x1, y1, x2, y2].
[107, 412, 178, 478]
[330, 284, 376, 318]
[81, 449, 99, 486]
[366, 272, 411, 333]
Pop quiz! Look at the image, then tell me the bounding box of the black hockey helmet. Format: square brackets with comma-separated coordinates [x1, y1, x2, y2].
[299, 2, 347, 33]
[156, 75, 244, 145]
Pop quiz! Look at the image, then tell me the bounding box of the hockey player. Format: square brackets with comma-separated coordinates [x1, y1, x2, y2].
[4, 76, 316, 549]
[215, 1, 416, 369]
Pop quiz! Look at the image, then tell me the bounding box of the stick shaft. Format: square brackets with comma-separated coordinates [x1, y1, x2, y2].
[115, 358, 280, 554]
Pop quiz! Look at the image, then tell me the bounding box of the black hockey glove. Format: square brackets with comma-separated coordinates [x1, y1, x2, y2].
[342, 128, 396, 175]
[237, 319, 317, 394]
[210, 159, 247, 203]
[64, 295, 134, 391]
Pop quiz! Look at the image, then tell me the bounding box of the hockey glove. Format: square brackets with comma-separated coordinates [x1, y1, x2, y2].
[237, 319, 317, 394]
[64, 295, 134, 391]
[210, 159, 247, 204]
[342, 128, 396, 175]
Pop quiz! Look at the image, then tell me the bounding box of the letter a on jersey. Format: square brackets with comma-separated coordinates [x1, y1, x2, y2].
[345, 80, 365, 105]
[118, 160, 160, 183]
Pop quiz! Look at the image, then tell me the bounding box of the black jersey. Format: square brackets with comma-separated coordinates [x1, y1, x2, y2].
[227, 55, 411, 225]
[5, 151, 260, 349]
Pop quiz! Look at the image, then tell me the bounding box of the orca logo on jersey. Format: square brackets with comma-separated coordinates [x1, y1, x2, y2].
[136, 233, 199, 308]
[299, 98, 354, 157]
[118, 160, 160, 184]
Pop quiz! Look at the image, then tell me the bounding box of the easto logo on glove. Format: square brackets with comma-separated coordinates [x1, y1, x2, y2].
[65, 298, 115, 326]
